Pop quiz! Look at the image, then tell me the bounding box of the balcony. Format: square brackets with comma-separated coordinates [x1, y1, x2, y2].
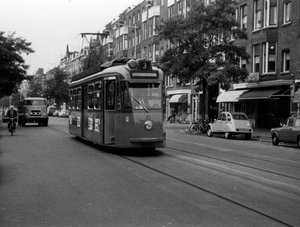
[167, 0, 175, 7]
[148, 6, 160, 18]
[120, 26, 128, 36]
[142, 6, 160, 22]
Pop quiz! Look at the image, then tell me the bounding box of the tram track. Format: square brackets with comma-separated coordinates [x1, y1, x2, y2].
[47, 123, 299, 226]
[119, 154, 294, 227]
[165, 144, 300, 181]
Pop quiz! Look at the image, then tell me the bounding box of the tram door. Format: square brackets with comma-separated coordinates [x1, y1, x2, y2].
[103, 78, 116, 145]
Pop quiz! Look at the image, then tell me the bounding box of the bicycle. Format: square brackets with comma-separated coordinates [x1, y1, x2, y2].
[8, 118, 16, 136]
[189, 119, 209, 134]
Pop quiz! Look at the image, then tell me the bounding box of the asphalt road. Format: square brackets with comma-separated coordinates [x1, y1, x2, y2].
[0, 117, 299, 227]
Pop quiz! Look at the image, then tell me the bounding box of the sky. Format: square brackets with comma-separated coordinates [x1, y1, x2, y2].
[0, 0, 141, 75]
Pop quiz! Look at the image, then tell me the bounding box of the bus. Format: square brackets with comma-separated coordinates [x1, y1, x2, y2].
[68, 58, 166, 149]
[18, 97, 49, 126]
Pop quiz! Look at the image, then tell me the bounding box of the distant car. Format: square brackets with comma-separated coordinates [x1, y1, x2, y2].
[2, 109, 9, 122]
[206, 111, 253, 140]
[270, 115, 300, 147]
[53, 110, 59, 117]
[58, 110, 68, 117]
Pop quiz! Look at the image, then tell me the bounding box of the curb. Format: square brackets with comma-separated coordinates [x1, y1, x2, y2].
[166, 125, 272, 142]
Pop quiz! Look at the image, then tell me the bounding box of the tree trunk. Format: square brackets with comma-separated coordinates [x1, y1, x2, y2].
[200, 79, 208, 120]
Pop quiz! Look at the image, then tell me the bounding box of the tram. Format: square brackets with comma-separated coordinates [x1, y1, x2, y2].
[68, 58, 166, 149]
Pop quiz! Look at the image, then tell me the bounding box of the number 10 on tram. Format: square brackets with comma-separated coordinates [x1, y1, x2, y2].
[68, 59, 166, 149]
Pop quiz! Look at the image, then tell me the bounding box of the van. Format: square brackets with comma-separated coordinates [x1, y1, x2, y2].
[18, 97, 49, 126]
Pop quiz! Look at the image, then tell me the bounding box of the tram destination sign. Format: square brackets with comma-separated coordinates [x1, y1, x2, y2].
[131, 72, 158, 78]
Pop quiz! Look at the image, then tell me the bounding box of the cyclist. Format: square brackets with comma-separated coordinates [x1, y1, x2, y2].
[6, 105, 18, 132]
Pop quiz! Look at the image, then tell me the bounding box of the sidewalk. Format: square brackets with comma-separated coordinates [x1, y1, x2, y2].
[166, 122, 271, 142]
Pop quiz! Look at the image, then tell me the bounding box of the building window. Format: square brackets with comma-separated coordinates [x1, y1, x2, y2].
[168, 5, 174, 18]
[282, 49, 290, 72]
[253, 44, 260, 72]
[204, 0, 215, 6]
[149, 17, 153, 36]
[241, 59, 247, 69]
[142, 21, 147, 40]
[143, 46, 147, 59]
[177, 0, 182, 15]
[253, 0, 262, 30]
[283, 1, 291, 25]
[240, 4, 247, 30]
[124, 34, 128, 50]
[264, 0, 277, 27]
[262, 42, 276, 73]
[137, 11, 140, 21]
[166, 75, 174, 87]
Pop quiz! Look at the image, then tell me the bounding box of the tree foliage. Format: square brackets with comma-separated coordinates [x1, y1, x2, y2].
[0, 31, 34, 98]
[44, 67, 69, 108]
[27, 79, 44, 97]
[158, 0, 249, 90]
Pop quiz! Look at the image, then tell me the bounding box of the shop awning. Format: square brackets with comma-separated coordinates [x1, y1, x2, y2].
[216, 90, 248, 103]
[169, 94, 188, 103]
[293, 88, 300, 103]
[238, 88, 290, 100]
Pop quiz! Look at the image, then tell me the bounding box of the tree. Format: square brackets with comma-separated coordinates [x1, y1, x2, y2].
[0, 32, 34, 98]
[27, 79, 44, 97]
[158, 0, 249, 118]
[44, 67, 69, 108]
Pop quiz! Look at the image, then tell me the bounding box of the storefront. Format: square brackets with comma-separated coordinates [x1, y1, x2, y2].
[167, 92, 190, 123]
[216, 80, 293, 129]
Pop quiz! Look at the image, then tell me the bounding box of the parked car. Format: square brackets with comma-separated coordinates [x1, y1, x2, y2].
[270, 115, 300, 147]
[206, 111, 253, 140]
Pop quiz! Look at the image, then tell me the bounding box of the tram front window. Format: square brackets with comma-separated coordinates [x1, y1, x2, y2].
[129, 83, 161, 110]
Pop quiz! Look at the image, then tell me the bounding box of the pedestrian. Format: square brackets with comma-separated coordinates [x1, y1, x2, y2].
[208, 105, 214, 123]
[167, 108, 176, 123]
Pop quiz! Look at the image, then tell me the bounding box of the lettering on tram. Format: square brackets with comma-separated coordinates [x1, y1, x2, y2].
[68, 58, 166, 149]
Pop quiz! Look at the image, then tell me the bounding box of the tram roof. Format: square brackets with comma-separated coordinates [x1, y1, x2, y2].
[70, 58, 163, 86]
[71, 58, 133, 82]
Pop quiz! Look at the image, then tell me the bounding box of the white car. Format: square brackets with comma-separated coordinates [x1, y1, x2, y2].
[206, 111, 253, 140]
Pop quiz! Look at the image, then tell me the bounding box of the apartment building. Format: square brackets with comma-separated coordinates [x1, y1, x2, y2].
[101, 0, 201, 122]
[61, 0, 300, 128]
[217, 0, 300, 128]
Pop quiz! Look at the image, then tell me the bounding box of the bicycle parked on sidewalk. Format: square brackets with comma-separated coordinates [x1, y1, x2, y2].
[189, 119, 209, 134]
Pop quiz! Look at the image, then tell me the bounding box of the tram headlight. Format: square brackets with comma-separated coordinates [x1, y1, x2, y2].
[127, 59, 138, 69]
[144, 120, 153, 130]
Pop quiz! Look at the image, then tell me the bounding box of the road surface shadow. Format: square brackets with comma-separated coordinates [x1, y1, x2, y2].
[73, 136, 164, 157]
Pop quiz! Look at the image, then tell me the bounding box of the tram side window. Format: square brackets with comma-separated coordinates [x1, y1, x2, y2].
[106, 81, 115, 110]
[72, 89, 77, 109]
[94, 82, 102, 110]
[69, 90, 73, 109]
[120, 82, 131, 110]
[77, 88, 82, 109]
[88, 85, 94, 109]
